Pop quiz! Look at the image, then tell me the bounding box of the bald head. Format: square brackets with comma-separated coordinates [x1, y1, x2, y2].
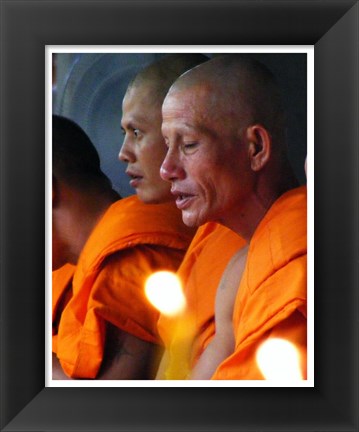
[168, 55, 286, 149]
[160, 55, 298, 236]
[127, 53, 209, 107]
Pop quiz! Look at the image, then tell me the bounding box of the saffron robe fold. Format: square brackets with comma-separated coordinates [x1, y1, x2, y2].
[52, 263, 76, 353]
[53, 196, 195, 378]
[212, 186, 307, 380]
[157, 222, 246, 373]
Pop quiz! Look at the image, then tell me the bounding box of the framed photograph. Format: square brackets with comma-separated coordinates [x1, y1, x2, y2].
[1, 1, 358, 431]
[48, 46, 312, 389]
[48, 47, 312, 388]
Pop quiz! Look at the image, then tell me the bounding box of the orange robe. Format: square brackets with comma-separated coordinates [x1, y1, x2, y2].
[53, 196, 195, 378]
[157, 222, 246, 374]
[212, 186, 307, 380]
[52, 263, 76, 353]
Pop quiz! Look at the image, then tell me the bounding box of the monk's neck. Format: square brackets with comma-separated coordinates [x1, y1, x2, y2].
[224, 176, 299, 242]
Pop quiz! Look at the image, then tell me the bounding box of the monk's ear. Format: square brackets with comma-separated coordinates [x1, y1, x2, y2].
[246, 125, 271, 172]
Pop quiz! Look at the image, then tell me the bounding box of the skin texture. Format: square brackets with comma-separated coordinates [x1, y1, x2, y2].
[160, 84, 256, 234]
[189, 246, 248, 380]
[98, 321, 162, 379]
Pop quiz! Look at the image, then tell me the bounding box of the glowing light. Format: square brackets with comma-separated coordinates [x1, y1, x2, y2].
[145, 271, 186, 317]
[256, 338, 303, 381]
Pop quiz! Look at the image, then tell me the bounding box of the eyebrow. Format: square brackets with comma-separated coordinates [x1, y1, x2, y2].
[121, 117, 147, 130]
[165, 121, 217, 140]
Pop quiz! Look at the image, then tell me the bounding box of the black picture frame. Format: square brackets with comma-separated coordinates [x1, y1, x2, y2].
[1, 1, 358, 431]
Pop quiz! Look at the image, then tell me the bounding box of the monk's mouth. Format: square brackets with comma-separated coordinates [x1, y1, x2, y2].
[129, 175, 143, 188]
[175, 194, 194, 210]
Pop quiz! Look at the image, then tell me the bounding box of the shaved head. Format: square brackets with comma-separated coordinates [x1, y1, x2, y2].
[167, 55, 287, 151]
[160, 55, 298, 236]
[127, 53, 209, 107]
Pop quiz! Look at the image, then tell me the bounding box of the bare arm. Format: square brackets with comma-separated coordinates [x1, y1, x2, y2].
[97, 321, 163, 380]
[190, 246, 248, 380]
[52, 245, 174, 380]
[52, 322, 163, 380]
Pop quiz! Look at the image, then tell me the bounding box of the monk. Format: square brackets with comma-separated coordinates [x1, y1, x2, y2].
[160, 55, 307, 380]
[119, 53, 208, 205]
[119, 55, 247, 379]
[52, 114, 195, 379]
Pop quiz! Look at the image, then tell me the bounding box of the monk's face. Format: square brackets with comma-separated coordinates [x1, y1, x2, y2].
[160, 85, 253, 228]
[119, 84, 173, 204]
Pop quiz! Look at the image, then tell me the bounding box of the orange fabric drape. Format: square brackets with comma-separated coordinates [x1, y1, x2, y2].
[158, 222, 246, 370]
[212, 186, 307, 380]
[53, 196, 195, 378]
[52, 263, 76, 353]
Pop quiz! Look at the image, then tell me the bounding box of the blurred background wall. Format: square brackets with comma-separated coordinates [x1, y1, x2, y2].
[52, 52, 307, 198]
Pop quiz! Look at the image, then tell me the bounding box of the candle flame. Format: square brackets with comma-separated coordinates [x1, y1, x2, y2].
[145, 271, 186, 316]
[256, 338, 303, 380]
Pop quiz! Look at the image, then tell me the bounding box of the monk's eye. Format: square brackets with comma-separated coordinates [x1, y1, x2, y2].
[133, 129, 142, 138]
[182, 142, 198, 154]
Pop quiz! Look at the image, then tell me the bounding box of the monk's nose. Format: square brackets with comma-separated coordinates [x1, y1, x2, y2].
[160, 151, 185, 182]
[118, 137, 135, 163]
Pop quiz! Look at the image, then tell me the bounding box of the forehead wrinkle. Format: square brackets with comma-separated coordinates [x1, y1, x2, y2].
[164, 83, 215, 119]
[164, 84, 242, 141]
[172, 55, 286, 144]
[169, 59, 261, 123]
[175, 121, 223, 143]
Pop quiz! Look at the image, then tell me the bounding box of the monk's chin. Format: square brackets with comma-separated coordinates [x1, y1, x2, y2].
[182, 211, 206, 228]
[137, 189, 173, 205]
